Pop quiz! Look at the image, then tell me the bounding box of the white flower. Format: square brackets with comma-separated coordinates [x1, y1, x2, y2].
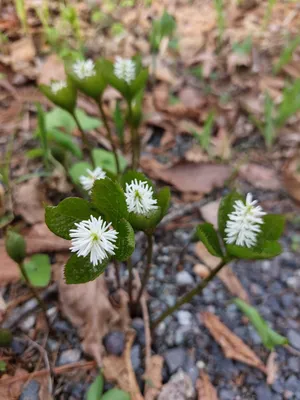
[125, 179, 157, 215]
[225, 193, 266, 248]
[73, 59, 96, 79]
[70, 216, 118, 266]
[79, 167, 106, 193]
[51, 80, 67, 94]
[114, 56, 136, 84]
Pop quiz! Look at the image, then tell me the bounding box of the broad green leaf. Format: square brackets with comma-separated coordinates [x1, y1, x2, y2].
[156, 187, 170, 218]
[69, 161, 92, 186]
[114, 219, 135, 261]
[23, 254, 51, 287]
[101, 388, 130, 400]
[87, 374, 104, 400]
[45, 198, 99, 239]
[47, 128, 82, 158]
[130, 69, 148, 99]
[92, 148, 127, 175]
[227, 240, 282, 260]
[45, 107, 101, 133]
[234, 298, 288, 350]
[91, 178, 128, 225]
[39, 77, 77, 114]
[196, 223, 223, 258]
[259, 214, 285, 241]
[128, 206, 162, 232]
[113, 100, 125, 144]
[64, 254, 108, 284]
[218, 191, 244, 240]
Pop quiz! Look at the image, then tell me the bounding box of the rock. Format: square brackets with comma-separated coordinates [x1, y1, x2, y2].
[281, 293, 295, 308]
[288, 357, 300, 373]
[287, 330, 300, 350]
[131, 344, 141, 371]
[272, 378, 285, 394]
[103, 331, 125, 356]
[255, 384, 273, 400]
[158, 370, 195, 400]
[177, 311, 193, 326]
[19, 380, 40, 400]
[20, 315, 36, 331]
[132, 318, 146, 346]
[183, 356, 198, 385]
[11, 338, 26, 355]
[164, 348, 187, 374]
[219, 389, 236, 400]
[53, 319, 72, 333]
[285, 375, 300, 392]
[58, 349, 81, 366]
[47, 339, 59, 352]
[176, 271, 194, 287]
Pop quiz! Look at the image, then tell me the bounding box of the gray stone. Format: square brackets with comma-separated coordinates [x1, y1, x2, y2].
[281, 293, 295, 308]
[183, 357, 198, 385]
[288, 330, 300, 350]
[176, 271, 194, 287]
[104, 331, 125, 356]
[20, 315, 36, 331]
[19, 380, 40, 400]
[11, 338, 26, 355]
[177, 311, 193, 326]
[255, 384, 273, 400]
[131, 345, 141, 371]
[219, 389, 235, 400]
[164, 348, 187, 374]
[285, 375, 300, 392]
[288, 357, 300, 373]
[132, 318, 145, 346]
[47, 339, 59, 352]
[272, 378, 285, 394]
[158, 370, 195, 400]
[58, 349, 81, 366]
[248, 326, 262, 345]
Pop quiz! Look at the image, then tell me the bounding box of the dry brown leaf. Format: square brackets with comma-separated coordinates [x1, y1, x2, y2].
[266, 351, 278, 385]
[13, 178, 46, 224]
[200, 200, 220, 229]
[144, 355, 164, 400]
[179, 87, 206, 109]
[283, 156, 300, 203]
[211, 128, 233, 160]
[10, 37, 36, 67]
[54, 258, 130, 366]
[239, 164, 281, 191]
[227, 52, 251, 74]
[103, 330, 143, 400]
[0, 243, 20, 286]
[38, 54, 65, 85]
[202, 312, 266, 373]
[151, 59, 179, 85]
[154, 163, 231, 194]
[25, 223, 70, 254]
[196, 370, 218, 400]
[185, 146, 209, 163]
[193, 263, 210, 279]
[194, 242, 220, 269]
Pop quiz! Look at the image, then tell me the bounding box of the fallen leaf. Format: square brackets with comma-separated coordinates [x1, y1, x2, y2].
[13, 178, 46, 224]
[54, 257, 130, 366]
[283, 156, 300, 203]
[155, 163, 231, 193]
[194, 242, 220, 269]
[37, 54, 65, 85]
[25, 223, 70, 254]
[151, 59, 179, 85]
[185, 146, 209, 163]
[201, 312, 266, 373]
[193, 263, 210, 279]
[0, 242, 21, 286]
[266, 351, 278, 385]
[227, 52, 251, 74]
[239, 164, 281, 191]
[196, 370, 218, 400]
[200, 200, 220, 229]
[103, 330, 143, 400]
[179, 87, 206, 109]
[144, 355, 164, 400]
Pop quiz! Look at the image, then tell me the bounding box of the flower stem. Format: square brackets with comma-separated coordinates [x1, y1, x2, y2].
[135, 233, 153, 304]
[71, 111, 93, 164]
[18, 262, 51, 331]
[151, 259, 228, 330]
[127, 102, 140, 170]
[97, 101, 121, 176]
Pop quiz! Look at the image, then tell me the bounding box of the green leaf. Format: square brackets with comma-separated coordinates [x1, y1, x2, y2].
[92, 148, 127, 175]
[23, 254, 51, 287]
[234, 298, 288, 350]
[193, 111, 215, 152]
[276, 79, 300, 128]
[196, 223, 223, 258]
[64, 254, 108, 284]
[218, 191, 244, 240]
[69, 161, 92, 186]
[227, 240, 282, 260]
[26, 148, 44, 160]
[114, 219, 135, 261]
[0, 360, 6, 372]
[121, 170, 154, 190]
[113, 100, 125, 144]
[128, 207, 162, 232]
[156, 187, 170, 218]
[101, 388, 130, 400]
[273, 35, 300, 75]
[45, 198, 99, 239]
[39, 77, 77, 114]
[47, 128, 83, 158]
[0, 329, 12, 347]
[91, 178, 128, 225]
[259, 214, 285, 241]
[87, 374, 104, 400]
[5, 230, 26, 264]
[263, 92, 276, 148]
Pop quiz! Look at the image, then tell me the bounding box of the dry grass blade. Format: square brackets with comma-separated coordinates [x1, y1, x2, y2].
[202, 312, 267, 373]
[196, 370, 218, 400]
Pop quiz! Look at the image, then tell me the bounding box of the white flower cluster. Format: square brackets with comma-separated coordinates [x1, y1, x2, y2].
[225, 193, 266, 248]
[70, 216, 118, 266]
[79, 167, 106, 193]
[125, 179, 157, 215]
[73, 59, 96, 80]
[114, 56, 136, 84]
[51, 80, 67, 94]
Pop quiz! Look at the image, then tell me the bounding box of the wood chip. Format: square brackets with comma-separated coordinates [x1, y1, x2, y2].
[144, 355, 164, 400]
[202, 312, 266, 373]
[266, 351, 278, 385]
[196, 370, 218, 400]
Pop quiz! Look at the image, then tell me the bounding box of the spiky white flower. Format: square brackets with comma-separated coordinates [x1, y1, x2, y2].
[225, 193, 266, 248]
[73, 59, 96, 79]
[51, 80, 67, 94]
[125, 179, 157, 215]
[79, 167, 106, 193]
[70, 216, 118, 266]
[114, 56, 136, 84]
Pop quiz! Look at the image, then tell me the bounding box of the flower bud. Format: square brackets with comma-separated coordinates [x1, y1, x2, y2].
[5, 230, 26, 263]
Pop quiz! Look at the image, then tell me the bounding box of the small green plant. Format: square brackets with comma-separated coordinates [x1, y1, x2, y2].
[193, 111, 215, 153]
[214, 0, 225, 46]
[87, 373, 130, 400]
[273, 35, 300, 75]
[232, 36, 252, 55]
[0, 361, 6, 372]
[263, 0, 277, 29]
[14, 0, 28, 33]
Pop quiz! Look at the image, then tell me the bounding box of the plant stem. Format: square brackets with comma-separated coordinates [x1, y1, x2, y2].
[127, 257, 133, 305]
[72, 111, 93, 164]
[127, 102, 140, 170]
[97, 101, 121, 176]
[135, 233, 153, 304]
[113, 260, 121, 289]
[151, 259, 227, 330]
[18, 262, 51, 331]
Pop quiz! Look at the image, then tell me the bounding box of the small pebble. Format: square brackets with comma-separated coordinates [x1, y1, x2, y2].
[19, 380, 40, 400]
[176, 271, 194, 287]
[58, 349, 81, 366]
[103, 331, 125, 356]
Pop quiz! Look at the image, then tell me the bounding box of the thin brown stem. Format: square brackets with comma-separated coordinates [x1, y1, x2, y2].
[151, 259, 228, 330]
[72, 111, 93, 164]
[135, 233, 153, 304]
[127, 102, 140, 170]
[127, 257, 133, 306]
[97, 101, 121, 175]
[113, 260, 121, 289]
